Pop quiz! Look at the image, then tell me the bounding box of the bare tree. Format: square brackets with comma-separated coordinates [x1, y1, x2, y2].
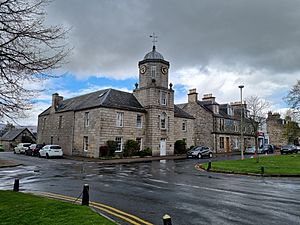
[0, 0, 69, 121]
[246, 96, 270, 159]
[285, 80, 300, 121]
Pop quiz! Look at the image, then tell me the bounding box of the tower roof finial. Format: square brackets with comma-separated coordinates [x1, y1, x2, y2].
[149, 32, 158, 50]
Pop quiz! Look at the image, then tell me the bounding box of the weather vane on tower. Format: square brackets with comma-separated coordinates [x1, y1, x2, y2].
[149, 32, 158, 49]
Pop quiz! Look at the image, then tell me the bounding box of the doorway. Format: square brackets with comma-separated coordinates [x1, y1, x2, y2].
[160, 139, 166, 156]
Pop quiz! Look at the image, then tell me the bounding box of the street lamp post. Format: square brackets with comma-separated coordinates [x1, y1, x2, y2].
[239, 85, 244, 160]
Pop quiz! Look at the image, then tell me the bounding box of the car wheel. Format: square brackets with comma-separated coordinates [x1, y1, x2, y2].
[280, 151, 283, 155]
[46, 153, 50, 159]
[209, 153, 213, 158]
[13, 150, 16, 154]
[197, 153, 202, 159]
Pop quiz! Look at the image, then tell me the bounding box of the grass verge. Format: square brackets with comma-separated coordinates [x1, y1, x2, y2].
[0, 190, 116, 225]
[202, 154, 300, 176]
[0, 159, 20, 168]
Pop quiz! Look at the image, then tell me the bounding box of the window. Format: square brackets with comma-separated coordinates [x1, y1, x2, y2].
[220, 137, 224, 149]
[234, 121, 238, 132]
[115, 137, 123, 152]
[58, 116, 63, 129]
[43, 118, 47, 130]
[84, 112, 89, 127]
[160, 112, 167, 130]
[151, 66, 156, 78]
[116, 112, 124, 127]
[160, 92, 167, 105]
[136, 137, 142, 151]
[219, 119, 225, 131]
[182, 120, 187, 131]
[136, 115, 142, 128]
[50, 136, 53, 145]
[83, 136, 88, 151]
[233, 137, 239, 149]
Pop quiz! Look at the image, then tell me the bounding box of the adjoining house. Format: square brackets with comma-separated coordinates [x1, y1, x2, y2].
[0, 128, 36, 151]
[37, 45, 195, 157]
[178, 90, 255, 153]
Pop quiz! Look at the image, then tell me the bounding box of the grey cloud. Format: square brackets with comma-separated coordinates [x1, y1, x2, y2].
[46, 0, 300, 78]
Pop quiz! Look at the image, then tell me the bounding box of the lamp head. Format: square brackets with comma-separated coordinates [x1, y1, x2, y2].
[238, 85, 244, 89]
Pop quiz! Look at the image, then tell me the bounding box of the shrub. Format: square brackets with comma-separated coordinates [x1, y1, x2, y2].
[123, 140, 140, 157]
[138, 147, 152, 157]
[106, 140, 117, 157]
[99, 146, 108, 157]
[174, 140, 187, 154]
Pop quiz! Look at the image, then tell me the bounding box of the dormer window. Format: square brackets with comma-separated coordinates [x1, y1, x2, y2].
[227, 106, 233, 116]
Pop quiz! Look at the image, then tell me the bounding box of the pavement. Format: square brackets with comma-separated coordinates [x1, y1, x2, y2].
[0, 159, 21, 168]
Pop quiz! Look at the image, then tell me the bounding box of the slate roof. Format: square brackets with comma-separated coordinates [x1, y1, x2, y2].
[1, 128, 35, 141]
[174, 105, 194, 119]
[39, 89, 146, 116]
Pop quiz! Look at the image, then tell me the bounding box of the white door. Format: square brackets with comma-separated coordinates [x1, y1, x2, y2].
[160, 139, 166, 156]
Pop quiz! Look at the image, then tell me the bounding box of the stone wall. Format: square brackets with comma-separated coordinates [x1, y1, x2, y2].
[37, 111, 74, 155]
[174, 117, 194, 149]
[73, 107, 147, 158]
[266, 112, 286, 147]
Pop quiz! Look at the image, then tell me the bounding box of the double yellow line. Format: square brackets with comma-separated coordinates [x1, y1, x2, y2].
[36, 191, 153, 225]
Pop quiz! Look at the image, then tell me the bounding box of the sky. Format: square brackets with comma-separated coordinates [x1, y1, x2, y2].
[16, 0, 300, 126]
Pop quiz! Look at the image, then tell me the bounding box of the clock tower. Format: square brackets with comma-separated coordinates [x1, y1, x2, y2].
[133, 44, 175, 156]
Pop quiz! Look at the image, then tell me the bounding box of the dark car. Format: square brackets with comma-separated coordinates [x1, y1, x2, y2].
[280, 145, 298, 154]
[187, 146, 213, 159]
[261, 144, 275, 154]
[32, 144, 45, 156]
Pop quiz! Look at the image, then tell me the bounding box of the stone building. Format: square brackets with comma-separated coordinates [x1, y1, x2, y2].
[37, 45, 195, 157]
[266, 112, 287, 147]
[178, 89, 255, 153]
[0, 128, 36, 151]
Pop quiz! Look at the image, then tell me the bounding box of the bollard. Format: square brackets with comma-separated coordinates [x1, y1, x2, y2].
[13, 178, 19, 192]
[207, 161, 212, 171]
[82, 184, 89, 206]
[261, 166, 264, 176]
[163, 214, 172, 225]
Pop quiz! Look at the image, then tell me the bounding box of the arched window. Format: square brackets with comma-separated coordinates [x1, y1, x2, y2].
[160, 112, 167, 130]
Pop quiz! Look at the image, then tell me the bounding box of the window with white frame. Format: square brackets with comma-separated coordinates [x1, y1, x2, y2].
[151, 66, 156, 78]
[136, 114, 142, 128]
[160, 112, 167, 130]
[115, 137, 123, 152]
[83, 136, 88, 151]
[220, 137, 224, 149]
[234, 121, 238, 132]
[182, 120, 187, 131]
[116, 112, 124, 127]
[219, 119, 225, 131]
[160, 91, 167, 105]
[84, 112, 89, 127]
[136, 137, 142, 150]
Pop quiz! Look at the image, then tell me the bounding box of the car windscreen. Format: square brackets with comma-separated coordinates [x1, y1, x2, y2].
[50, 146, 61, 149]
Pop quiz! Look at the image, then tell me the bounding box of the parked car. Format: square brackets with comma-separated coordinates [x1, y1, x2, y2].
[14, 143, 31, 154]
[39, 145, 63, 158]
[244, 146, 262, 154]
[187, 146, 213, 159]
[280, 145, 298, 154]
[260, 144, 275, 154]
[31, 144, 45, 156]
[25, 144, 36, 155]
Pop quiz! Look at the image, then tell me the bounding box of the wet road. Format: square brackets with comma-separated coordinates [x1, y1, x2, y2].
[0, 152, 300, 225]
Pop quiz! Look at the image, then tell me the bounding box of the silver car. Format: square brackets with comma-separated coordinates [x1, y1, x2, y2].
[244, 146, 262, 154]
[187, 146, 213, 159]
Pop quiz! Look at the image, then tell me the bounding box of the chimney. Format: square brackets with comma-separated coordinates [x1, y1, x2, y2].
[52, 93, 63, 111]
[188, 88, 198, 103]
[202, 93, 216, 103]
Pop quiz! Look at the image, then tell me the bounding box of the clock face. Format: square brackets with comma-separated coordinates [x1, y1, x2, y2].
[140, 65, 146, 74]
[161, 66, 168, 75]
